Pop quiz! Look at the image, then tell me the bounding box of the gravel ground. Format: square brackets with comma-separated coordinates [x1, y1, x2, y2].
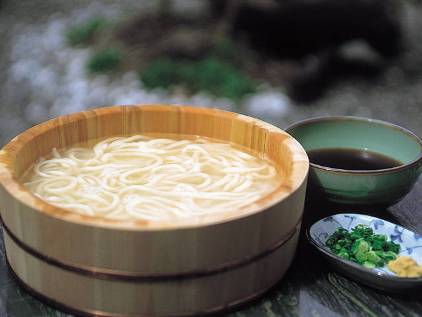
[0, 0, 421, 147]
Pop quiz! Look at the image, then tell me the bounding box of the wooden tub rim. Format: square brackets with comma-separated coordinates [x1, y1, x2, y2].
[0, 104, 309, 231]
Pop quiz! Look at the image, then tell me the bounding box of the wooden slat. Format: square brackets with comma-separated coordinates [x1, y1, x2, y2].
[0, 104, 309, 315]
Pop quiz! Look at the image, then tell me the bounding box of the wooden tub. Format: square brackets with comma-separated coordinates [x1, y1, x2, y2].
[0, 105, 308, 316]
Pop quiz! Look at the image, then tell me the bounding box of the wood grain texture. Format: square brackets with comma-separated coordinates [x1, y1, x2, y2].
[2, 181, 422, 317]
[4, 228, 301, 316]
[0, 104, 309, 316]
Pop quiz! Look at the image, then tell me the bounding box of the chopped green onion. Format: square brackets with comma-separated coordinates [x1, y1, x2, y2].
[325, 224, 400, 268]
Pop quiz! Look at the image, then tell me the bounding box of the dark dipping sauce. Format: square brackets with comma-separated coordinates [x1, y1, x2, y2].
[307, 148, 403, 170]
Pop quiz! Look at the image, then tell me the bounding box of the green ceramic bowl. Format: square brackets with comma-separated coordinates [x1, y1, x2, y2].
[286, 117, 422, 205]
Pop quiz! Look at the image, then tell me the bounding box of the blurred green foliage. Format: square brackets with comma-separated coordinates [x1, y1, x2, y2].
[210, 38, 239, 63]
[87, 48, 123, 73]
[140, 57, 256, 101]
[66, 17, 108, 46]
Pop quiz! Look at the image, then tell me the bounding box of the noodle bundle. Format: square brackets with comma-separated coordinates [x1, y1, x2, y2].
[23, 135, 281, 221]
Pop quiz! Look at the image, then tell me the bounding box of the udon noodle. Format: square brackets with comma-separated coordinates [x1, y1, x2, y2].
[23, 135, 281, 221]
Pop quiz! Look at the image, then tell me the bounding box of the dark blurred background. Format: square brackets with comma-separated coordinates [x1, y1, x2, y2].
[0, 0, 421, 146]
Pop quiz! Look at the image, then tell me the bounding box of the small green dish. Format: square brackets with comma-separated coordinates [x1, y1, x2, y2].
[286, 117, 422, 205]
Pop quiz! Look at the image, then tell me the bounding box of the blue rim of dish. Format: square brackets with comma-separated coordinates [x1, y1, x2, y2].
[306, 215, 422, 283]
[285, 116, 422, 175]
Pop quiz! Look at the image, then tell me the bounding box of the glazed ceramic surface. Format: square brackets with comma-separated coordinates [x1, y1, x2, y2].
[308, 213, 422, 292]
[286, 116, 422, 205]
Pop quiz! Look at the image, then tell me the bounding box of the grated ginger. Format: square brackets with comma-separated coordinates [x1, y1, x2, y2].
[388, 256, 422, 278]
